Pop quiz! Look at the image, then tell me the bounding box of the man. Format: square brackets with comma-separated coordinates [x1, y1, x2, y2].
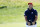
[24, 3, 38, 27]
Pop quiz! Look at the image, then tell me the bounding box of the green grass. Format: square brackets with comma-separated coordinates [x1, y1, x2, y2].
[0, 0, 40, 27]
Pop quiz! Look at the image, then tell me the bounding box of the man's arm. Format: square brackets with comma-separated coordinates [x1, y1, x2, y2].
[24, 16, 28, 22]
[24, 11, 30, 25]
[32, 10, 38, 25]
[32, 15, 38, 25]
[24, 11, 28, 22]
[34, 15, 38, 22]
[34, 10, 38, 22]
[24, 16, 31, 25]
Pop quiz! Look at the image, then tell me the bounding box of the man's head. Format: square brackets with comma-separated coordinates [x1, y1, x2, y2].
[28, 3, 33, 10]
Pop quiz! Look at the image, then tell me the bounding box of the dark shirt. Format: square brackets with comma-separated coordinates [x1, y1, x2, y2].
[24, 8, 38, 25]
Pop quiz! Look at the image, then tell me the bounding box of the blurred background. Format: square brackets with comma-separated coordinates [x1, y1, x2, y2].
[0, 0, 40, 27]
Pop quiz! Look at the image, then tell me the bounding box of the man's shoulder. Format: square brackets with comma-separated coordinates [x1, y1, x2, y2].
[25, 10, 28, 12]
[33, 9, 37, 12]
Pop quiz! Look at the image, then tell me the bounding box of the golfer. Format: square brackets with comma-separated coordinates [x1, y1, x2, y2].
[24, 3, 38, 27]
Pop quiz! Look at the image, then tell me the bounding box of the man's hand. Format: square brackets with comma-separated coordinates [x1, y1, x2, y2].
[32, 22, 35, 25]
[27, 22, 30, 25]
